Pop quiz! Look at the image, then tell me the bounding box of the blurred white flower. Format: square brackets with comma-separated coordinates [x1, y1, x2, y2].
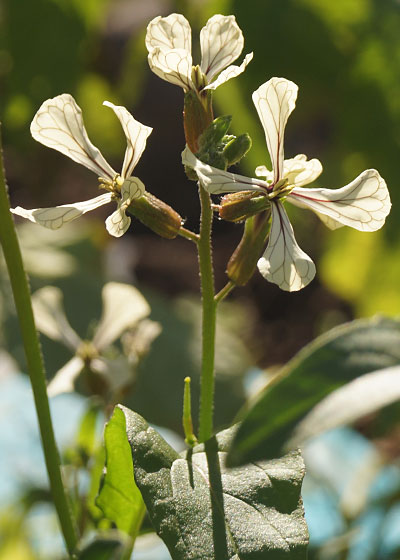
[12, 94, 152, 237]
[32, 283, 155, 396]
[183, 77, 391, 292]
[146, 13, 252, 92]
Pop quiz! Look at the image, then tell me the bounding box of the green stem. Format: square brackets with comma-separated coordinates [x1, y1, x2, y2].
[197, 184, 217, 442]
[178, 226, 200, 243]
[214, 281, 235, 304]
[0, 129, 78, 556]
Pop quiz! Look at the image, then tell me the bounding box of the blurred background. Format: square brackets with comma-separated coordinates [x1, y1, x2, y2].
[1, 0, 400, 558]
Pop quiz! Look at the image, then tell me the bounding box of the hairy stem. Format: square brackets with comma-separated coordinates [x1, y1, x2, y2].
[0, 129, 78, 556]
[197, 184, 217, 442]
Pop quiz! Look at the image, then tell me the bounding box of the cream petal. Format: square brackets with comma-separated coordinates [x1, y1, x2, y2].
[11, 193, 113, 230]
[32, 286, 82, 351]
[146, 13, 191, 54]
[47, 356, 84, 397]
[30, 94, 116, 179]
[255, 165, 273, 181]
[147, 47, 194, 91]
[203, 52, 253, 91]
[288, 169, 391, 232]
[200, 15, 244, 81]
[258, 201, 316, 292]
[283, 155, 323, 187]
[252, 78, 298, 184]
[103, 102, 152, 179]
[182, 147, 267, 194]
[105, 205, 131, 237]
[104, 178, 143, 237]
[92, 282, 150, 350]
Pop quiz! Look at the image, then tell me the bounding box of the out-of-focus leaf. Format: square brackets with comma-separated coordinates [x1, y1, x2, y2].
[77, 535, 125, 560]
[122, 405, 308, 560]
[288, 365, 400, 448]
[96, 407, 145, 538]
[77, 401, 102, 458]
[228, 317, 400, 466]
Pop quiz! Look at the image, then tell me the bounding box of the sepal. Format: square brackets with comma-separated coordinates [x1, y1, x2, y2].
[227, 212, 271, 286]
[219, 191, 269, 222]
[127, 192, 183, 239]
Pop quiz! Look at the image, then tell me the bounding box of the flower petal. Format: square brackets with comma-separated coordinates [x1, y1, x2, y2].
[30, 94, 116, 179]
[258, 201, 316, 291]
[32, 286, 82, 351]
[105, 177, 145, 237]
[288, 169, 391, 232]
[200, 15, 244, 81]
[11, 193, 113, 230]
[255, 165, 273, 181]
[147, 47, 194, 91]
[283, 154, 323, 187]
[146, 13, 191, 54]
[92, 282, 150, 350]
[47, 356, 84, 397]
[252, 78, 298, 184]
[203, 52, 253, 91]
[103, 101, 152, 179]
[182, 147, 267, 194]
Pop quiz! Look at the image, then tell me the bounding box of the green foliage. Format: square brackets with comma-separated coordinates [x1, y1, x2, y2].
[96, 407, 145, 538]
[228, 317, 400, 466]
[122, 405, 308, 560]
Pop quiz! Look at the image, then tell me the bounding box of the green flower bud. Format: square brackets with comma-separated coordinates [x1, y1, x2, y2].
[227, 212, 271, 286]
[219, 192, 270, 222]
[198, 115, 232, 152]
[128, 192, 182, 239]
[222, 133, 252, 166]
[183, 89, 213, 153]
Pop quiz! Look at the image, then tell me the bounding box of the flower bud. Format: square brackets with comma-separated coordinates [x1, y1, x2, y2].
[198, 115, 232, 152]
[128, 192, 182, 239]
[219, 192, 270, 222]
[222, 133, 252, 166]
[227, 212, 271, 286]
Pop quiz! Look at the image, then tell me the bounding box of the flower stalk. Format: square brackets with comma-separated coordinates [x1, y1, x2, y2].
[0, 128, 78, 556]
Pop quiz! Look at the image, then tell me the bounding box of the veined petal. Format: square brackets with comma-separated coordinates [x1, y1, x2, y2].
[258, 201, 316, 291]
[11, 193, 113, 230]
[252, 78, 298, 184]
[30, 94, 116, 179]
[146, 13, 191, 54]
[47, 356, 84, 397]
[105, 177, 144, 237]
[288, 169, 391, 232]
[148, 47, 194, 91]
[93, 282, 150, 351]
[182, 147, 267, 194]
[200, 15, 244, 81]
[203, 52, 253, 91]
[103, 101, 152, 179]
[32, 286, 82, 351]
[283, 154, 323, 187]
[255, 165, 274, 181]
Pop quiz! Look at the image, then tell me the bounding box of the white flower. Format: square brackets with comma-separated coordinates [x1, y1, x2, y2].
[183, 77, 391, 292]
[145, 13, 253, 92]
[11, 94, 152, 237]
[32, 283, 152, 396]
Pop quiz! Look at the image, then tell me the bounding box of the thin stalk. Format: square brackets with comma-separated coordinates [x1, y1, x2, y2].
[0, 129, 78, 556]
[197, 184, 217, 442]
[178, 226, 200, 243]
[214, 281, 235, 304]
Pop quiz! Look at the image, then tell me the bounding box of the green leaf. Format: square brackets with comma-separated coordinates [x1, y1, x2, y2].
[96, 407, 145, 538]
[228, 317, 400, 466]
[288, 365, 400, 448]
[122, 406, 308, 560]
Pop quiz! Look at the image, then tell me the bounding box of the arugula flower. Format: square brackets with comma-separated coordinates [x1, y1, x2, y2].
[12, 94, 152, 237]
[146, 13, 253, 92]
[183, 77, 391, 291]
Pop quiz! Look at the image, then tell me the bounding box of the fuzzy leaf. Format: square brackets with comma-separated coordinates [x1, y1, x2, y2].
[228, 317, 400, 466]
[122, 406, 308, 560]
[96, 407, 145, 537]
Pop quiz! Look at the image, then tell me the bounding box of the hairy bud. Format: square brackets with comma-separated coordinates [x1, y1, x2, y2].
[219, 192, 270, 222]
[128, 192, 182, 239]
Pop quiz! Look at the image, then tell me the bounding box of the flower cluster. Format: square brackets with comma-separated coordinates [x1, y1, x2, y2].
[11, 13, 391, 292]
